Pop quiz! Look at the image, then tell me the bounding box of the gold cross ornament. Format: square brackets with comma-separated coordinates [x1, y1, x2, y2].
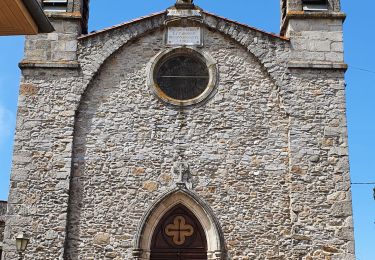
[165, 216, 194, 245]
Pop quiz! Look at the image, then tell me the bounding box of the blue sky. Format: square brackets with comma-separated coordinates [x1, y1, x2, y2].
[0, 0, 374, 258]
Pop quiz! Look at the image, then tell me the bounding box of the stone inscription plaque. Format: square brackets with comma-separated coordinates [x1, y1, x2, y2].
[167, 9, 202, 17]
[167, 27, 201, 46]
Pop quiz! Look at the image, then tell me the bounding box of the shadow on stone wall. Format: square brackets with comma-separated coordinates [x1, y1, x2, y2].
[0, 200, 7, 259]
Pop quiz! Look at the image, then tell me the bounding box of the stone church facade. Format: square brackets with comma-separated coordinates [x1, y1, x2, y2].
[2, 0, 354, 259]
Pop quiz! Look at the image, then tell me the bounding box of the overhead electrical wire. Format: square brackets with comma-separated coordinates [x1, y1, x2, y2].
[349, 66, 375, 74]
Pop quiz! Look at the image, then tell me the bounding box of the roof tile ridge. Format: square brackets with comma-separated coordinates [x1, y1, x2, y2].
[202, 10, 289, 41]
[78, 10, 167, 40]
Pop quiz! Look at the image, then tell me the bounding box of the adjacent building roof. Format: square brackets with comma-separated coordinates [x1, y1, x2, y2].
[0, 0, 54, 35]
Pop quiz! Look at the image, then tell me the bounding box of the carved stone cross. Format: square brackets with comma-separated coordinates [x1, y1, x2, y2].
[165, 216, 194, 245]
[172, 156, 192, 188]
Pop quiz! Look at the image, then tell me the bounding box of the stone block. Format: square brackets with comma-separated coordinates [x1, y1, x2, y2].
[93, 232, 111, 245]
[332, 201, 352, 217]
[331, 42, 344, 52]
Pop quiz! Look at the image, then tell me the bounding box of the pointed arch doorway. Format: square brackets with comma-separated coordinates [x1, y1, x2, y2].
[150, 204, 208, 260]
[134, 189, 224, 259]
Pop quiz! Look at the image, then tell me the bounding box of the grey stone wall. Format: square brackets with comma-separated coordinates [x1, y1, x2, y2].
[24, 20, 81, 62]
[3, 5, 354, 260]
[2, 67, 80, 260]
[67, 29, 291, 260]
[286, 16, 345, 64]
[38, 0, 86, 13]
[282, 0, 341, 12]
[0, 201, 6, 243]
[23, 0, 88, 64]
[280, 0, 344, 37]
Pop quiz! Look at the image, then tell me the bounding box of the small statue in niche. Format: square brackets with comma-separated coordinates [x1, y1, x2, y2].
[172, 157, 192, 189]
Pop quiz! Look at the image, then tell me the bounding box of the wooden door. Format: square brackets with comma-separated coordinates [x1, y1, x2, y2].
[150, 204, 207, 260]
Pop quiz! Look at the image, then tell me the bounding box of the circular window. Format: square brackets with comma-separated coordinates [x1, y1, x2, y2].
[155, 55, 209, 101]
[148, 48, 217, 107]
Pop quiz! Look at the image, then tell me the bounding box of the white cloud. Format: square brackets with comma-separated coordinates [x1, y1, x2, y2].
[0, 104, 14, 143]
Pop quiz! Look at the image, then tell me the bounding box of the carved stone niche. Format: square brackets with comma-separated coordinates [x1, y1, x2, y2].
[172, 159, 192, 188]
